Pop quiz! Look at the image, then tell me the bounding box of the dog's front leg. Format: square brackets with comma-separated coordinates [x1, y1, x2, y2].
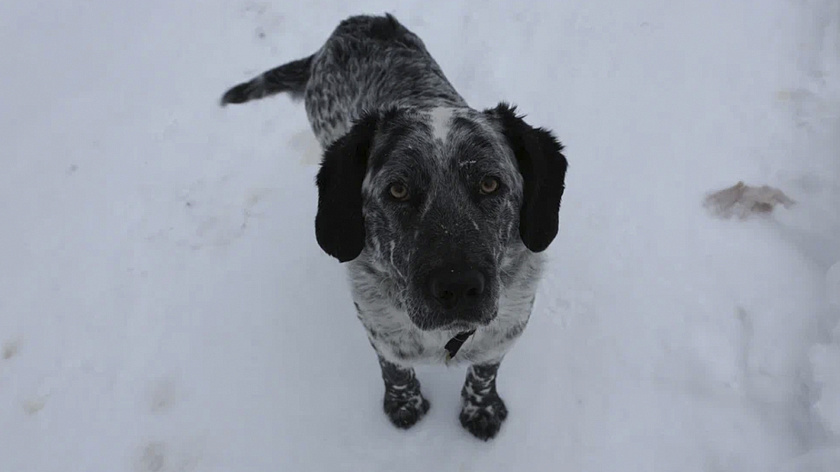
[460, 361, 508, 440]
[377, 355, 430, 429]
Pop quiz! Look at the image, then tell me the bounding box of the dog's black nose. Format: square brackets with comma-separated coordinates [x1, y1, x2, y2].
[428, 267, 486, 310]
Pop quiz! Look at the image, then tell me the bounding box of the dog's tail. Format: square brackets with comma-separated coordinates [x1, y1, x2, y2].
[220, 54, 314, 106]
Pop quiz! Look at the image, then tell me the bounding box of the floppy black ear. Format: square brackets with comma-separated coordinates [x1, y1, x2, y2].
[315, 114, 379, 262]
[487, 103, 568, 252]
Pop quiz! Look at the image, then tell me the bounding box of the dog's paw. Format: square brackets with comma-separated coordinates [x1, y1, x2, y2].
[460, 394, 508, 440]
[383, 393, 430, 429]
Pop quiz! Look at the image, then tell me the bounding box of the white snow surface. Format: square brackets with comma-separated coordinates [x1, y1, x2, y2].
[1, 0, 839, 471]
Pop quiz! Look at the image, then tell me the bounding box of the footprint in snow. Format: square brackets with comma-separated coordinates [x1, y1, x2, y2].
[2, 339, 20, 360]
[137, 442, 166, 472]
[135, 439, 204, 472]
[703, 181, 795, 220]
[148, 377, 178, 414]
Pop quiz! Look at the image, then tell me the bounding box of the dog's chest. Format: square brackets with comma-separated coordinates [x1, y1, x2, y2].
[354, 291, 536, 367]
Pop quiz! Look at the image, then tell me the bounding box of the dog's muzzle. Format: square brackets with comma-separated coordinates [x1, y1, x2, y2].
[421, 264, 497, 328]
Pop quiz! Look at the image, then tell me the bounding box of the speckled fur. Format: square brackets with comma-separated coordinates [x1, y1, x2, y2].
[221, 13, 567, 440]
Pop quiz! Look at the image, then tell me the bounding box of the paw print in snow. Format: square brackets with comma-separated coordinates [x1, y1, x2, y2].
[2, 339, 20, 360]
[167, 181, 272, 250]
[148, 377, 178, 414]
[135, 439, 204, 472]
[137, 442, 166, 472]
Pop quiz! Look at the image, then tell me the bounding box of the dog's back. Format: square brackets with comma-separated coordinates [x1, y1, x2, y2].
[221, 14, 466, 146]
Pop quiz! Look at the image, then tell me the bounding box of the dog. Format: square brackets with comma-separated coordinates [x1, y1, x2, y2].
[220, 13, 568, 440]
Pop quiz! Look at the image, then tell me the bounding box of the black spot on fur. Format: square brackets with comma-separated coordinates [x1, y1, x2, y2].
[450, 116, 484, 136]
[368, 108, 414, 173]
[486, 103, 568, 253]
[450, 117, 496, 159]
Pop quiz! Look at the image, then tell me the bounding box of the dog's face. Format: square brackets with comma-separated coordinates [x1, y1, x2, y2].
[315, 103, 567, 331]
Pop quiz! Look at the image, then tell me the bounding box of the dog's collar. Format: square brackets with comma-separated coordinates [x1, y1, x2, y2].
[444, 330, 475, 364]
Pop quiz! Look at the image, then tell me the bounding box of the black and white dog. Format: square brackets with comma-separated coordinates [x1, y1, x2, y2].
[221, 14, 568, 440]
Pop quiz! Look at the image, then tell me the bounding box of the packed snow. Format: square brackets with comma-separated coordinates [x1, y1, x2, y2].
[1, 0, 838, 471]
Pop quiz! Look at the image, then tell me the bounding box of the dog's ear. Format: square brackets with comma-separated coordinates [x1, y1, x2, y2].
[315, 113, 379, 262]
[486, 102, 568, 253]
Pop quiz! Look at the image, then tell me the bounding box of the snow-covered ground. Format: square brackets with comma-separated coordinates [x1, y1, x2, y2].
[1, 0, 838, 470]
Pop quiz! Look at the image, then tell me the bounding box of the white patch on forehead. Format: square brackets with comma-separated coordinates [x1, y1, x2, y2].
[429, 107, 454, 143]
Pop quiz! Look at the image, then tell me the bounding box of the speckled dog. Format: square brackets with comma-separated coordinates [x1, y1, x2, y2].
[221, 13, 568, 440]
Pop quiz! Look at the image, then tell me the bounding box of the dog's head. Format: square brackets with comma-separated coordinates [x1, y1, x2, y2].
[315, 104, 567, 331]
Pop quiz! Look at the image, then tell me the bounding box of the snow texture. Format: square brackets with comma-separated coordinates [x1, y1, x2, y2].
[1, 0, 838, 471]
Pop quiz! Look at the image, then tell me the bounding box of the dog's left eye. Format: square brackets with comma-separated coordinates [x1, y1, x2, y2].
[479, 177, 500, 195]
[388, 183, 410, 201]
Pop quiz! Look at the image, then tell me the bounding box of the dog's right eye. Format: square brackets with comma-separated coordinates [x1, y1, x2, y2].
[388, 183, 410, 201]
[479, 176, 500, 195]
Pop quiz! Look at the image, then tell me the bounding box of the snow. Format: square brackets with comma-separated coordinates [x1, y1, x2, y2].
[1, 0, 838, 471]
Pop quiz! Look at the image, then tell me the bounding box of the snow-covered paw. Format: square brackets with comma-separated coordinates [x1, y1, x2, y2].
[378, 356, 430, 429]
[460, 393, 508, 440]
[460, 362, 507, 440]
[383, 393, 430, 429]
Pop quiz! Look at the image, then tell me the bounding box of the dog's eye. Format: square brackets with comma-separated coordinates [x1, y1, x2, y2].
[479, 177, 500, 195]
[388, 183, 410, 201]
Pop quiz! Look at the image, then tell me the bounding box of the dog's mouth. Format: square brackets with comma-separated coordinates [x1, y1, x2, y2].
[408, 307, 498, 333]
[440, 317, 492, 331]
